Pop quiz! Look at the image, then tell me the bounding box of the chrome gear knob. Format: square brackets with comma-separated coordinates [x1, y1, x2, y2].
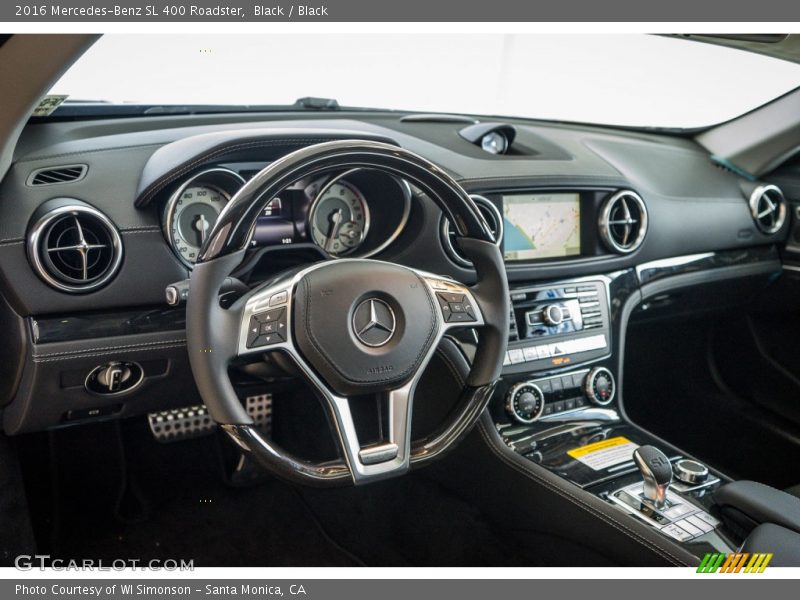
[633, 445, 672, 508]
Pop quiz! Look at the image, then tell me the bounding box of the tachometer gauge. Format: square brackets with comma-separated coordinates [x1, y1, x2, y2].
[309, 179, 369, 256]
[163, 168, 245, 268]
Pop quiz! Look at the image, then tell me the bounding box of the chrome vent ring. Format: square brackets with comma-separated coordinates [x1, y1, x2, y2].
[599, 190, 648, 254]
[749, 184, 786, 235]
[440, 194, 503, 267]
[28, 203, 123, 293]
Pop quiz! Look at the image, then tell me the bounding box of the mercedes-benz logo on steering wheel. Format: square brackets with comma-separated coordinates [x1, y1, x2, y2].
[352, 298, 396, 347]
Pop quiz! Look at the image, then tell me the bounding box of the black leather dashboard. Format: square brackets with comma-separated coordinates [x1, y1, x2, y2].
[0, 110, 790, 432]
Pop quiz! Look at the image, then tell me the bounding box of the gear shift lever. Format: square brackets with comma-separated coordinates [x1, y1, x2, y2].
[633, 445, 672, 508]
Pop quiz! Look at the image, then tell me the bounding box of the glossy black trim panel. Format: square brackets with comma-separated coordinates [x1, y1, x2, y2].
[636, 246, 780, 286]
[30, 306, 185, 344]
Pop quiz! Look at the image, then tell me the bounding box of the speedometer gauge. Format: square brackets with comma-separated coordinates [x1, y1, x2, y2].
[163, 168, 245, 268]
[309, 179, 369, 256]
[169, 185, 225, 265]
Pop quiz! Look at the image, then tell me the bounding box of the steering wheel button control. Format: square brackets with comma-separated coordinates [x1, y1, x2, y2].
[436, 292, 477, 323]
[437, 292, 464, 303]
[446, 311, 475, 323]
[269, 291, 288, 306]
[248, 307, 288, 348]
[259, 321, 279, 335]
[256, 307, 285, 322]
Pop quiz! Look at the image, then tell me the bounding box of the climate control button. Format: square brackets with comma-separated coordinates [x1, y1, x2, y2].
[505, 382, 545, 423]
[584, 367, 615, 405]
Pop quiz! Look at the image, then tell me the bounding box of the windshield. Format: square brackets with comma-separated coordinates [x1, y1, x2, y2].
[47, 34, 800, 129]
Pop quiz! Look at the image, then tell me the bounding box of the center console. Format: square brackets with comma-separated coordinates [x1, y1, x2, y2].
[489, 272, 739, 557]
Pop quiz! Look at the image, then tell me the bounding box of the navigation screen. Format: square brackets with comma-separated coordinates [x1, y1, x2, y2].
[502, 193, 581, 261]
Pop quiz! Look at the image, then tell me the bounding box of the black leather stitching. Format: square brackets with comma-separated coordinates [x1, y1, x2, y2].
[15, 143, 163, 164]
[33, 338, 186, 360]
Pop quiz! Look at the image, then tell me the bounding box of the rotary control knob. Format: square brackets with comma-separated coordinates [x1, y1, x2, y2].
[673, 458, 709, 485]
[542, 304, 565, 326]
[505, 382, 545, 423]
[584, 367, 615, 406]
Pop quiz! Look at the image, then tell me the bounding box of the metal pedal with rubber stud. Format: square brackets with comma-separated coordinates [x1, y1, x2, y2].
[148, 394, 272, 443]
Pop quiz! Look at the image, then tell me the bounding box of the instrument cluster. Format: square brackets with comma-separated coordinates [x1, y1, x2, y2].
[161, 167, 412, 268]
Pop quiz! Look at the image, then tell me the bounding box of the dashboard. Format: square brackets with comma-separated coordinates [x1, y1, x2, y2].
[0, 111, 791, 434]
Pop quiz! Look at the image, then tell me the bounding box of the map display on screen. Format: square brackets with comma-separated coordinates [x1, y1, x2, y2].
[502, 193, 581, 261]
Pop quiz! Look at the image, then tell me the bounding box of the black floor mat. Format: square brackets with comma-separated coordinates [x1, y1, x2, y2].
[22, 420, 360, 567]
[297, 471, 578, 567]
[21, 417, 530, 567]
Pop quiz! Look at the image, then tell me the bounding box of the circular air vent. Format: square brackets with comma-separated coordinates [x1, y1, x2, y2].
[749, 184, 786, 234]
[599, 190, 648, 254]
[28, 203, 123, 293]
[441, 195, 503, 267]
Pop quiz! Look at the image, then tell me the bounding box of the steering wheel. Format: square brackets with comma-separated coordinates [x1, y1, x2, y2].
[187, 140, 509, 486]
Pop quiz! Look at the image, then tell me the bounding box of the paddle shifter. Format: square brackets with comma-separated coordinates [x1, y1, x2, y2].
[633, 445, 672, 508]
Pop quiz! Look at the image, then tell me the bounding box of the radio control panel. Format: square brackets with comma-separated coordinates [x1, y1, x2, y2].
[503, 280, 610, 373]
